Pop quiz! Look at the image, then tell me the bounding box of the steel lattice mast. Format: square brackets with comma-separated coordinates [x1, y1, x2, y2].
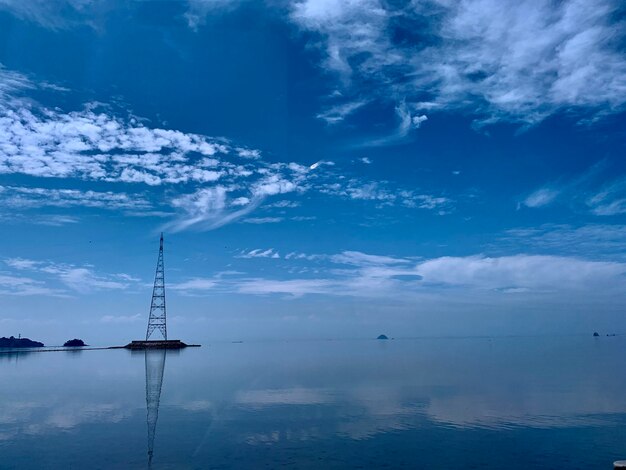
[146, 233, 167, 340]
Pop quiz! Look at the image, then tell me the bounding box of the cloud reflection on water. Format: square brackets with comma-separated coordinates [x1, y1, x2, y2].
[1, 337, 626, 467]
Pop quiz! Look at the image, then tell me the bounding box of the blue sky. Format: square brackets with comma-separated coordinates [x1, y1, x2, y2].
[1, 0, 626, 344]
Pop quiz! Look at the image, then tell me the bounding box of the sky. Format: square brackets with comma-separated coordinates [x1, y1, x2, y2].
[0, 0, 626, 345]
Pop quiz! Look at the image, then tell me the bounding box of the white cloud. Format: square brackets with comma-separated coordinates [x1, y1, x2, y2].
[330, 251, 408, 267]
[0, 64, 455, 231]
[0, 104, 239, 184]
[236, 147, 261, 159]
[0, 213, 80, 226]
[0, 65, 32, 101]
[0, 273, 62, 296]
[58, 268, 128, 293]
[251, 174, 299, 197]
[412, 115, 428, 128]
[100, 313, 142, 324]
[0, 0, 107, 30]
[523, 187, 560, 208]
[316, 100, 368, 124]
[586, 178, 626, 216]
[361, 103, 428, 146]
[172, 250, 626, 300]
[500, 224, 626, 260]
[169, 278, 218, 291]
[589, 199, 626, 216]
[231, 197, 251, 206]
[345, 182, 395, 203]
[3, 257, 138, 294]
[284, 252, 324, 261]
[165, 187, 261, 232]
[184, 0, 242, 31]
[523, 165, 626, 216]
[33, 215, 80, 225]
[267, 200, 300, 209]
[242, 217, 284, 224]
[6, 2, 626, 126]
[309, 160, 335, 170]
[5, 258, 41, 270]
[321, 179, 452, 212]
[415, 255, 625, 291]
[291, 0, 626, 125]
[410, 194, 451, 212]
[238, 248, 281, 259]
[0, 185, 151, 211]
[291, 0, 389, 80]
[236, 278, 338, 297]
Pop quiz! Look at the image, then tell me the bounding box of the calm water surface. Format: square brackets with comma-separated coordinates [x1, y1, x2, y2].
[1, 336, 626, 469]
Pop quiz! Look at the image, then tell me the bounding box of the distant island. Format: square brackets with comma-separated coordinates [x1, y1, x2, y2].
[63, 339, 86, 347]
[0, 336, 44, 348]
[377, 334, 389, 340]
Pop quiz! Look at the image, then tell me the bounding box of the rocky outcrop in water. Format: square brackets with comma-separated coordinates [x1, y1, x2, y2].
[0, 336, 44, 348]
[63, 339, 86, 347]
[377, 334, 389, 340]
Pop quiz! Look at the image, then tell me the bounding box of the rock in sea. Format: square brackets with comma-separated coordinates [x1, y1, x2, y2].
[0, 336, 44, 348]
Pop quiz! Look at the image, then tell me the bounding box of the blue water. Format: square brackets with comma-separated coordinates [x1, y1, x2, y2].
[1, 336, 626, 469]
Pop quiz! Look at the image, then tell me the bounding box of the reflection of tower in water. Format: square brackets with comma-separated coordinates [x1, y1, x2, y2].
[145, 349, 166, 467]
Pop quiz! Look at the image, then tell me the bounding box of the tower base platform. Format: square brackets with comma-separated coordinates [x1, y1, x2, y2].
[123, 340, 200, 350]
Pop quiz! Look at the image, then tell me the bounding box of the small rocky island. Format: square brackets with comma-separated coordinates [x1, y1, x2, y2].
[377, 334, 389, 340]
[0, 336, 44, 348]
[63, 339, 86, 347]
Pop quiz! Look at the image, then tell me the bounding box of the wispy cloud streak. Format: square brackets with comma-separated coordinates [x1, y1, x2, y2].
[171, 250, 626, 300]
[291, 0, 626, 126]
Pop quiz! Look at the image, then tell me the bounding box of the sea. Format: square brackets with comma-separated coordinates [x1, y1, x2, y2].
[1, 335, 625, 469]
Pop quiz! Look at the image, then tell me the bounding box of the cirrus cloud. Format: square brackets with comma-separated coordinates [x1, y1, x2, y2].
[291, 0, 626, 126]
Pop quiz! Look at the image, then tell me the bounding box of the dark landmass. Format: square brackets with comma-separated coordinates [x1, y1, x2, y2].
[0, 336, 44, 348]
[377, 334, 389, 340]
[593, 332, 600, 337]
[63, 339, 86, 347]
